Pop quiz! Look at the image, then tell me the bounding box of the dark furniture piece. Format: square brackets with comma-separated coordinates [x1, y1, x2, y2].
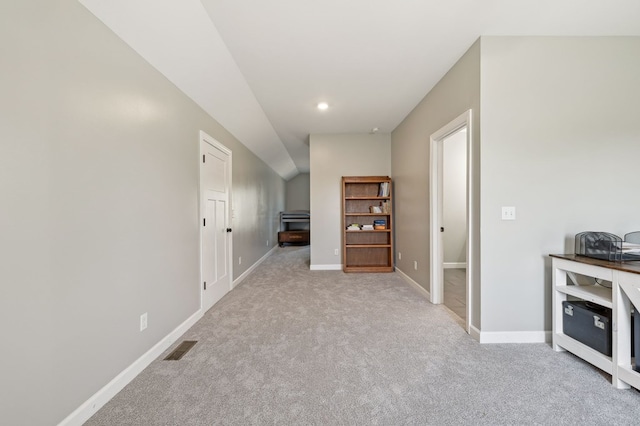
[341, 176, 393, 272]
[278, 210, 310, 246]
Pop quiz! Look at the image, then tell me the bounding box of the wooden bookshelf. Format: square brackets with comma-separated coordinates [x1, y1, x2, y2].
[342, 176, 394, 272]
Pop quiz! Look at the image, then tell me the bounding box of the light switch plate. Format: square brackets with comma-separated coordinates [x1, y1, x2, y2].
[502, 206, 516, 220]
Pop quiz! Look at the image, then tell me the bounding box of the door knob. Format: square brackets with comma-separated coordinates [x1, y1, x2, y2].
[226, 228, 232, 233]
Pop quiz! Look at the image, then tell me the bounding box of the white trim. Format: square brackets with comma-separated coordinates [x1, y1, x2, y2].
[479, 330, 551, 344]
[232, 246, 278, 288]
[429, 129, 444, 305]
[429, 109, 474, 335]
[396, 267, 431, 299]
[443, 262, 466, 269]
[469, 325, 481, 342]
[310, 264, 342, 271]
[58, 309, 203, 426]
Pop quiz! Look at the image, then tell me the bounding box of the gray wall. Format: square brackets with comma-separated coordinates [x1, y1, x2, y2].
[285, 173, 310, 211]
[233, 159, 285, 267]
[443, 129, 467, 265]
[391, 40, 481, 327]
[392, 36, 640, 338]
[0, 2, 284, 424]
[480, 36, 640, 333]
[309, 134, 391, 269]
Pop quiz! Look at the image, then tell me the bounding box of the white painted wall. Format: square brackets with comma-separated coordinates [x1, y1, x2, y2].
[0, 2, 284, 424]
[309, 134, 391, 269]
[443, 129, 467, 265]
[480, 36, 640, 333]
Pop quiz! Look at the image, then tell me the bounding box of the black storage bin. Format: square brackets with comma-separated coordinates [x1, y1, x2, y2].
[635, 309, 640, 371]
[562, 300, 612, 356]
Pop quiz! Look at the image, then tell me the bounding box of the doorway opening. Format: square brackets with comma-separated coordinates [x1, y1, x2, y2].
[429, 110, 474, 334]
[442, 128, 467, 323]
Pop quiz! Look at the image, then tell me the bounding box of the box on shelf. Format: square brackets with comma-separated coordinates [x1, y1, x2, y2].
[562, 300, 612, 356]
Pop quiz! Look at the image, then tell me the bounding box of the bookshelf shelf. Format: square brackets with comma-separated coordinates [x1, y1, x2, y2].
[342, 176, 394, 273]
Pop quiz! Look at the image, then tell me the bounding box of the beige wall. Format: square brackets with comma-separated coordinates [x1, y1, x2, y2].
[480, 36, 640, 333]
[286, 173, 310, 211]
[391, 40, 481, 327]
[309, 133, 391, 269]
[0, 2, 283, 424]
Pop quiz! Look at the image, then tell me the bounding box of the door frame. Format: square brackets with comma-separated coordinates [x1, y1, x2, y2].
[429, 110, 474, 334]
[199, 130, 233, 311]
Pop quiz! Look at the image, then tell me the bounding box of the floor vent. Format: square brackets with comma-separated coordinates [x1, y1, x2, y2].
[164, 340, 197, 361]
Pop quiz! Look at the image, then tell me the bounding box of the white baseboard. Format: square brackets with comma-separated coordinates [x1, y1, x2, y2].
[479, 330, 551, 344]
[61, 245, 281, 425]
[396, 267, 431, 300]
[443, 262, 466, 269]
[393, 269, 548, 345]
[59, 309, 203, 426]
[232, 245, 278, 288]
[310, 264, 342, 271]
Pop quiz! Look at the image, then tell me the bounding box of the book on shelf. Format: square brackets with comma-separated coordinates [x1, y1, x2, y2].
[373, 219, 386, 230]
[370, 201, 390, 214]
[378, 182, 390, 197]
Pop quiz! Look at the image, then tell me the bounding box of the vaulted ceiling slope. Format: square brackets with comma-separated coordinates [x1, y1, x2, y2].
[79, 0, 640, 179]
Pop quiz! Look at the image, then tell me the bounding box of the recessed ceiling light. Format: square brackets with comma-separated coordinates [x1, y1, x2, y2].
[317, 102, 329, 110]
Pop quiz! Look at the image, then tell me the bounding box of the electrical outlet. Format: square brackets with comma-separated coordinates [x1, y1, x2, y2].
[140, 313, 148, 331]
[239, 257, 242, 265]
[398, 252, 402, 260]
[414, 261, 418, 270]
[334, 249, 339, 256]
[267, 240, 269, 246]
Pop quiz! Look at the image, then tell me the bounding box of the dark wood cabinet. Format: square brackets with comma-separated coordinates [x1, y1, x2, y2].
[278, 230, 310, 246]
[278, 210, 310, 246]
[342, 176, 393, 272]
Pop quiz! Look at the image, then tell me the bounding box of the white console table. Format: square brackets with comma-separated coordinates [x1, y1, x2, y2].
[551, 254, 640, 390]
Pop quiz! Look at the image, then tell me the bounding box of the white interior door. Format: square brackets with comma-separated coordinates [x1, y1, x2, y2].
[200, 132, 232, 312]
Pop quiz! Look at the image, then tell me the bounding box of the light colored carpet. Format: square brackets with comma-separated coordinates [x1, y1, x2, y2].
[86, 246, 640, 425]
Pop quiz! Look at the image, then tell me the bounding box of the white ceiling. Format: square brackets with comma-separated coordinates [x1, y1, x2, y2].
[79, 0, 640, 179]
